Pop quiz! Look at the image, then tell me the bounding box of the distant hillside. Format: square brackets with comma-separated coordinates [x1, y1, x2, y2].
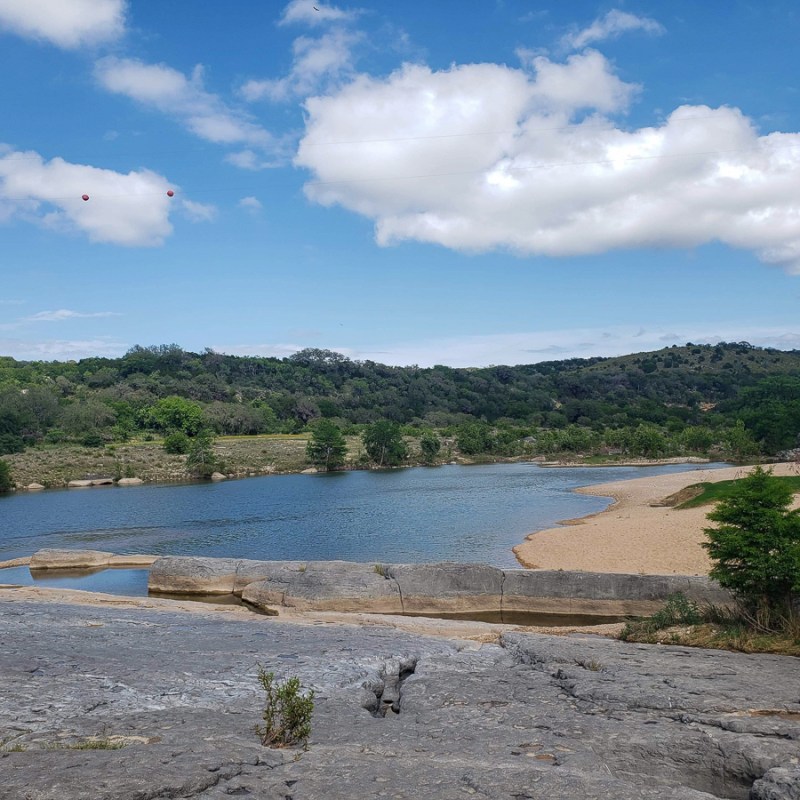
[1, 341, 799, 459]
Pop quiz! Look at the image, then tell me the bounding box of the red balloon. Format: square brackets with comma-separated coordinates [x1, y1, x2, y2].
[166, 189, 174, 197]
[82, 194, 89, 201]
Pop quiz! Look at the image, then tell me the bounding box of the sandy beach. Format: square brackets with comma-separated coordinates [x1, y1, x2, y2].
[514, 462, 800, 576]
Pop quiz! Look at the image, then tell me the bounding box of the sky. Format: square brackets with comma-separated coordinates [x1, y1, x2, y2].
[1, 0, 799, 368]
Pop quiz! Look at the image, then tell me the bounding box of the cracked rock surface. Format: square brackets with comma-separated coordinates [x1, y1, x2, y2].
[0, 597, 798, 799]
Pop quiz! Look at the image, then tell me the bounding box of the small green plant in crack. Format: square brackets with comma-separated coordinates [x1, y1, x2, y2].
[373, 563, 387, 577]
[575, 658, 604, 672]
[254, 666, 315, 749]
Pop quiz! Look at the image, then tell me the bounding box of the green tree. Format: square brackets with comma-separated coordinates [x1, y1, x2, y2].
[0, 459, 12, 492]
[703, 467, 800, 623]
[149, 396, 204, 436]
[419, 431, 441, 464]
[306, 419, 347, 470]
[185, 430, 218, 478]
[456, 421, 494, 455]
[362, 420, 407, 467]
[724, 419, 760, 462]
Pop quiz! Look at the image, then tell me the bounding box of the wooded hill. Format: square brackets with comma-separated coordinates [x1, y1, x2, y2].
[1, 341, 799, 460]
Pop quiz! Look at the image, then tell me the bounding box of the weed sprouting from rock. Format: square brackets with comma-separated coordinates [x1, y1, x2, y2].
[254, 666, 314, 749]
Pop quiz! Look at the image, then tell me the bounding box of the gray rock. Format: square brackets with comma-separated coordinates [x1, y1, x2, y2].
[116, 477, 143, 486]
[148, 556, 241, 594]
[502, 570, 734, 618]
[66, 479, 93, 488]
[1, 596, 798, 799]
[25, 483, 45, 491]
[387, 562, 503, 615]
[233, 559, 308, 595]
[751, 767, 800, 799]
[29, 549, 114, 570]
[210, 472, 226, 481]
[242, 560, 403, 613]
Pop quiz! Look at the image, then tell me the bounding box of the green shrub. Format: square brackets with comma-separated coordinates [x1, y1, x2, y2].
[254, 667, 314, 749]
[0, 460, 12, 492]
[81, 432, 105, 448]
[163, 431, 190, 454]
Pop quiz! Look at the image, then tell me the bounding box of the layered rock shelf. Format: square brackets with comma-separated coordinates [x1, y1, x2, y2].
[148, 554, 733, 621]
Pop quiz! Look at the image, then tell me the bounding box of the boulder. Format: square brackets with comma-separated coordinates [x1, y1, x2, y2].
[750, 767, 800, 800]
[90, 478, 114, 486]
[148, 556, 241, 595]
[67, 479, 93, 488]
[117, 477, 144, 486]
[25, 483, 45, 491]
[387, 562, 503, 615]
[242, 561, 403, 613]
[29, 549, 114, 570]
[210, 472, 226, 481]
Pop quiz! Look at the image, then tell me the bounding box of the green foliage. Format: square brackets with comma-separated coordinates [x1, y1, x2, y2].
[456, 421, 494, 455]
[419, 430, 441, 464]
[254, 666, 314, 749]
[163, 431, 191, 454]
[723, 419, 760, 461]
[306, 419, 347, 470]
[0, 459, 12, 492]
[703, 467, 800, 620]
[362, 420, 407, 467]
[81, 432, 105, 448]
[0, 433, 24, 455]
[620, 593, 703, 641]
[148, 396, 204, 436]
[185, 430, 218, 478]
[678, 476, 800, 509]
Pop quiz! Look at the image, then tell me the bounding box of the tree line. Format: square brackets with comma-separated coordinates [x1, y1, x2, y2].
[1, 342, 799, 468]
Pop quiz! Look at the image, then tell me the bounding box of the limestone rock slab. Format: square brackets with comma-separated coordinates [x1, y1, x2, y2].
[148, 556, 240, 595]
[29, 549, 114, 570]
[388, 562, 503, 615]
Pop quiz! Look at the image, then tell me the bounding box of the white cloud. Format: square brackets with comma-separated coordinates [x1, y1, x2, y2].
[26, 309, 119, 322]
[0, 337, 127, 360]
[212, 325, 800, 368]
[295, 53, 800, 274]
[0, 0, 125, 48]
[95, 58, 273, 150]
[238, 196, 263, 214]
[0, 147, 176, 245]
[279, 0, 356, 27]
[562, 10, 664, 51]
[240, 28, 361, 103]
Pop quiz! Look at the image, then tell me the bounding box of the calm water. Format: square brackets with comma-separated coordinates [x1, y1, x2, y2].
[0, 463, 726, 587]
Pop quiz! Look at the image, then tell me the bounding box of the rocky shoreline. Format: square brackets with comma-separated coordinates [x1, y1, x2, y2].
[1, 589, 798, 799]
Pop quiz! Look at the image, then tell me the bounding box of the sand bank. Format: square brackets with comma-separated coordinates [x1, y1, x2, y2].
[514, 462, 800, 575]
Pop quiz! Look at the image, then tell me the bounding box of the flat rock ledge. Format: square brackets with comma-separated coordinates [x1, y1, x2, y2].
[147, 554, 734, 621]
[0, 596, 798, 799]
[29, 549, 159, 570]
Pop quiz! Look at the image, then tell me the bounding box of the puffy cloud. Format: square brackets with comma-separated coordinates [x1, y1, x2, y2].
[0, 147, 175, 246]
[238, 196, 263, 214]
[95, 58, 273, 149]
[0, 0, 125, 48]
[26, 309, 119, 322]
[279, 0, 356, 27]
[240, 29, 361, 103]
[562, 10, 664, 51]
[295, 54, 800, 274]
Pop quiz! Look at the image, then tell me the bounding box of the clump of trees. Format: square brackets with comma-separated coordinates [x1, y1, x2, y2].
[704, 467, 800, 629]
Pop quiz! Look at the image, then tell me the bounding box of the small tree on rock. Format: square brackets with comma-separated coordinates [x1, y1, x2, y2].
[0, 459, 12, 492]
[703, 466, 800, 625]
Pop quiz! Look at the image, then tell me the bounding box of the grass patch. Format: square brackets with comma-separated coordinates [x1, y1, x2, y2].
[620, 593, 800, 656]
[674, 475, 800, 509]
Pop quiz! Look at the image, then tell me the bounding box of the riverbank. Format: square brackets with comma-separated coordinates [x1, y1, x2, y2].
[514, 462, 800, 575]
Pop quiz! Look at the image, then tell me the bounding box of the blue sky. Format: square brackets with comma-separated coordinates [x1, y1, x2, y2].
[1, 0, 799, 367]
